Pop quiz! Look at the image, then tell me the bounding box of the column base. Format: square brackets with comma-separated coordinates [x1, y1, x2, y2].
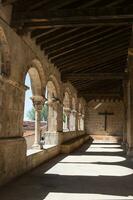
[0, 137, 26, 186]
[127, 147, 133, 160]
[44, 131, 59, 145]
[32, 143, 41, 150]
[121, 141, 127, 152]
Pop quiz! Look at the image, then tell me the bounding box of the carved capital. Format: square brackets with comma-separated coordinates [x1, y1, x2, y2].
[63, 107, 71, 115]
[31, 96, 45, 111]
[71, 109, 77, 113]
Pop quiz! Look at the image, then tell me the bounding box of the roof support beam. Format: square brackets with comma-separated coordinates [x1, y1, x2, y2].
[62, 73, 127, 81]
[12, 7, 133, 28]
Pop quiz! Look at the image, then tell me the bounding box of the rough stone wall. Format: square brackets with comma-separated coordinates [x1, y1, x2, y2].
[0, 13, 86, 186]
[85, 100, 124, 136]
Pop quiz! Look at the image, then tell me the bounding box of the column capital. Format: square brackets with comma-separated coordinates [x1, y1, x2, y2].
[82, 114, 85, 119]
[78, 112, 82, 117]
[71, 109, 77, 114]
[31, 95, 45, 111]
[63, 107, 71, 115]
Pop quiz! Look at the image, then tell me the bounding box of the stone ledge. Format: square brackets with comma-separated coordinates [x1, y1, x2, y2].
[0, 137, 26, 186]
[26, 145, 60, 171]
[26, 145, 57, 156]
[60, 134, 90, 154]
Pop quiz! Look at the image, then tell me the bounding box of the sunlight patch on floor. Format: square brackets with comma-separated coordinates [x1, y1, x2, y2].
[90, 144, 121, 148]
[45, 163, 133, 176]
[60, 155, 125, 163]
[44, 192, 133, 200]
[86, 147, 123, 152]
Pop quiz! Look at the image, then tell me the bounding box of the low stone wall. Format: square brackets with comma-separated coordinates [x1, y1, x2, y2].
[26, 146, 60, 171]
[0, 137, 26, 186]
[59, 130, 85, 144]
[0, 131, 87, 186]
[90, 134, 122, 142]
[24, 132, 34, 150]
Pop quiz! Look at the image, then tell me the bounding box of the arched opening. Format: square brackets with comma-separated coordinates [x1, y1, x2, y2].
[70, 97, 76, 131]
[41, 80, 60, 146]
[0, 27, 10, 77]
[78, 102, 82, 131]
[23, 67, 45, 151]
[78, 102, 85, 131]
[80, 107, 85, 131]
[63, 91, 71, 131]
[47, 81, 58, 133]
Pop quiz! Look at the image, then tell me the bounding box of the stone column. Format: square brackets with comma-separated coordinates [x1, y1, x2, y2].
[70, 109, 76, 131]
[56, 101, 63, 132]
[81, 114, 85, 131]
[78, 112, 82, 130]
[63, 107, 71, 131]
[122, 80, 128, 148]
[127, 55, 133, 156]
[47, 100, 59, 132]
[31, 96, 45, 149]
[75, 110, 79, 131]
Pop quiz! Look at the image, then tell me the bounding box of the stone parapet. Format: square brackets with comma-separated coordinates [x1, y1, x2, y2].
[0, 137, 26, 186]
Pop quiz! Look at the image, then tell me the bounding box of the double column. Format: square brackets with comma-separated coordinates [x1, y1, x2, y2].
[31, 96, 45, 149]
[63, 107, 71, 131]
[70, 109, 77, 131]
[127, 55, 133, 156]
[47, 100, 57, 132]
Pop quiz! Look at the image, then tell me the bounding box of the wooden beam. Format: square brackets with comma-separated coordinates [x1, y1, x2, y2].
[12, 7, 133, 28]
[2, 0, 17, 4]
[29, 0, 79, 11]
[54, 39, 128, 68]
[59, 45, 128, 68]
[46, 26, 114, 55]
[59, 48, 128, 73]
[52, 31, 130, 63]
[78, 92, 122, 98]
[37, 27, 80, 45]
[49, 28, 130, 60]
[62, 73, 127, 81]
[41, 26, 99, 49]
[31, 28, 60, 39]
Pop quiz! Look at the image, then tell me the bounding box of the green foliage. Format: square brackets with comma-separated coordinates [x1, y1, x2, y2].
[63, 112, 66, 122]
[27, 104, 48, 121]
[41, 104, 48, 121]
[27, 107, 35, 121]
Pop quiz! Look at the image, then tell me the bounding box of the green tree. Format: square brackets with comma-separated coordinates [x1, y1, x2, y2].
[26, 107, 35, 121]
[26, 104, 48, 121]
[41, 104, 48, 121]
[63, 112, 66, 122]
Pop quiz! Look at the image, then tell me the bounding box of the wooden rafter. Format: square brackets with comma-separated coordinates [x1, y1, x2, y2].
[62, 73, 127, 81]
[12, 7, 133, 29]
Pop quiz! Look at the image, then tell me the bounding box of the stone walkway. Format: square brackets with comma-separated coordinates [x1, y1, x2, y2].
[0, 141, 133, 200]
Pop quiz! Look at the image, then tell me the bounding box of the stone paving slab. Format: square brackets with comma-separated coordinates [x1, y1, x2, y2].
[0, 141, 133, 200]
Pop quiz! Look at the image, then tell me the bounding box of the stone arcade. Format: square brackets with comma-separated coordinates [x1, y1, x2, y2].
[0, 1, 133, 199]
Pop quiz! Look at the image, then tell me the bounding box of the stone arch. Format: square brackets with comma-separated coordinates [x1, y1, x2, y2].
[0, 27, 10, 77]
[24, 59, 46, 96]
[63, 91, 71, 108]
[47, 80, 57, 101]
[47, 74, 61, 100]
[78, 98, 86, 131]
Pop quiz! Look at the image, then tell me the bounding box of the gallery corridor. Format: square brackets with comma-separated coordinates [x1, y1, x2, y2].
[0, 141, 133, 200]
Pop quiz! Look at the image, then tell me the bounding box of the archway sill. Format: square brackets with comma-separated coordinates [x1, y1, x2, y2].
[26, 144, 58, 156]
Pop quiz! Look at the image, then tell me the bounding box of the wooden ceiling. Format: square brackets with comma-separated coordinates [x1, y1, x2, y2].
[5, 0, 133, 101]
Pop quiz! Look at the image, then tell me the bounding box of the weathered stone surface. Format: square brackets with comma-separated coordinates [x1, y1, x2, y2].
[0, 137, 26, 186]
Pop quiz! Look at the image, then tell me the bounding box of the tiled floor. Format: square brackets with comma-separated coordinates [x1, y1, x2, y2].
[0, 141, 133, 200]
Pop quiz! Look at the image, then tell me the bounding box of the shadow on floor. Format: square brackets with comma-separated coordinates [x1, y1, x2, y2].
[0, 141, 133, 200]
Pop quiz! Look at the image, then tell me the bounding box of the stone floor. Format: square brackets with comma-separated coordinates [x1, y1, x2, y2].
[0, 141, 133, 200]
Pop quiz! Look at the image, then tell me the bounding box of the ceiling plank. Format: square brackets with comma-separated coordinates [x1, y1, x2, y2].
[62, 73, 127, 81]
[49, 27, 130, 60]
[12, 7, 133, 28]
